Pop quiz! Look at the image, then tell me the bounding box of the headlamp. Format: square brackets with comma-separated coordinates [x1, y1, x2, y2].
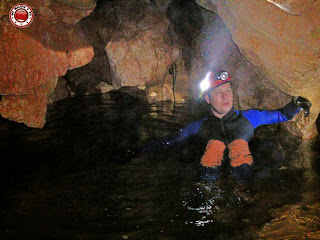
[198, 70, 231, 98]
[199, 72, 211, 92]
[217, 71, 228, 81]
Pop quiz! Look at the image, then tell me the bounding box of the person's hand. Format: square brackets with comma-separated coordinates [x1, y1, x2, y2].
[293, 96, 312, 117]
[111, 148, 138, 163]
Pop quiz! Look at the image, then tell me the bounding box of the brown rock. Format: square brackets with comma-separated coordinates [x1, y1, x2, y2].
[104, 4, 180, 97]
[197, 0, 320, 138]
[259, 203, 320, 239]
[266, 0, 316, 16]
[0, 23, 68, 95]
[49, 0, 96, 25]
[0, 79, 57, 128]
[0, 0, 95, 128]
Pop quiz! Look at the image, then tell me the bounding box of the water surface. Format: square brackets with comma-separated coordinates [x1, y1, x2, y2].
[0, 92, 319, 239]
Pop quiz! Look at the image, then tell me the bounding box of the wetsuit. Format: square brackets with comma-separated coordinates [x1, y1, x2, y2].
[176, 105, 298, 146]
[138, 101, 302, 182]
[141, 101, 299, 153]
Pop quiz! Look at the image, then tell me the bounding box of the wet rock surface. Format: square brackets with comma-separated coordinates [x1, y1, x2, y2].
[0, 95, 319, 239]
[3, 0, 317, 139]
[259, 203, 320, 239]
[197, 0, 320, 138]
[0, 0, 95, 127]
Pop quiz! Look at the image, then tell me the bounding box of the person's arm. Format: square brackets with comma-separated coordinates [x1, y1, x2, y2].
[112, 118, 207, 162]
[139, 118, 207, 154]
[239, 97, 311, 129]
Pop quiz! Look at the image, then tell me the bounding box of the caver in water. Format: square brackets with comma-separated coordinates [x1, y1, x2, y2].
[114, 70, 311, 184]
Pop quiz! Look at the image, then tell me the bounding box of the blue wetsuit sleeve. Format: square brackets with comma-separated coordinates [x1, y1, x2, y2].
[139, 118, 207, 153]
[178, 118, 207, 139]
[238, 102, 300, 129]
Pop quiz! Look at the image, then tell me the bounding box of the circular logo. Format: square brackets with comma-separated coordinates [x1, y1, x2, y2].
[9, 3, 34, 28]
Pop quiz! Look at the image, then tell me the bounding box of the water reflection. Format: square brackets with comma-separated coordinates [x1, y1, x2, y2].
[0, 92, 319, 239]
[182, 182, 245, 227]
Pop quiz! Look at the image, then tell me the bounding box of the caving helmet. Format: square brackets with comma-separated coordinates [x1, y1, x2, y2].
[199, 70, 232, 98]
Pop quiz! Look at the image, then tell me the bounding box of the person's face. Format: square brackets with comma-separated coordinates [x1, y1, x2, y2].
[204, 83, 233, 118]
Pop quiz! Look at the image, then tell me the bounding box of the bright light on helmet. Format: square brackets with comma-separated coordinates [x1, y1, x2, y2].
[198, 70, 231, 99]
[218, 71, 228, 81]
[199, 72, 211, 92]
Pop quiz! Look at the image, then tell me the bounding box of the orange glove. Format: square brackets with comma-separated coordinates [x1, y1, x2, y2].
[200, 140, 226, 168]
[228, 139, 253, 167]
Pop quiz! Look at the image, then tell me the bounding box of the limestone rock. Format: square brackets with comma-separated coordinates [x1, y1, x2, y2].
[48, 0, 97, 25]
[0, 79, 58, 128]
[104, 1, 180, 95]
[97, 82, 114, 94]
[48, 77, 70, 104]
[266, 0, 316, 16]
[196, 0, 320, 138]
[0, 0, 96, 128]
[259, 203, 320, 239]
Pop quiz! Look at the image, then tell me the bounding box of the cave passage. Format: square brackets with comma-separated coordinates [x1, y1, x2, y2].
[0, 93, 320, 239]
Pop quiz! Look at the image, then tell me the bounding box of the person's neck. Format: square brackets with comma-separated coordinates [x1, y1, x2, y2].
[211, 110, 227, 119]
[211, 108, 233, 119]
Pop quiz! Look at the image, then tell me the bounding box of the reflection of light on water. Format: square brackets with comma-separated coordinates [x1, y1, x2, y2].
[182, 183, 225, 226]
[185, 218, 214, 227]
[182, 182, 247, 226]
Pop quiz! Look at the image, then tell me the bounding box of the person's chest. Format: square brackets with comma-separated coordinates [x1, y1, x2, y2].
[198, 112, 254, 144]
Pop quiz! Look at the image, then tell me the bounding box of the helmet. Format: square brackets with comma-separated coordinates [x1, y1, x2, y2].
[199, 70, 232, 97]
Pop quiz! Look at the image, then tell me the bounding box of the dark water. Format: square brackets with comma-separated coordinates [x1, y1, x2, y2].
[0, 93, 319, 240]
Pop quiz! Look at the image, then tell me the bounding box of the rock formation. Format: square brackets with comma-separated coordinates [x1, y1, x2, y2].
[103, 1, 180, 100]
[0, 0, 318, 138]
[196, 0, 320, 138]
[0, 0, 96, 127]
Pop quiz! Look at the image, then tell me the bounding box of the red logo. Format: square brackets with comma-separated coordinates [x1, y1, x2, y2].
[9, 3, 34, 28]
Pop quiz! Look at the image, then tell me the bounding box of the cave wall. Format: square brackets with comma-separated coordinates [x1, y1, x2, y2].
[196, 0, 320, 138]
[97, 0, 204, 102]
[0, 0, 318, 138]
[52, 0, 205, 103]
[0, 0, 96, 127]
[190, 9, 292, 120]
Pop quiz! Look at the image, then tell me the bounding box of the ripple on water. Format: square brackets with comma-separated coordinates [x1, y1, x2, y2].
[0, 94, 319, 239]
